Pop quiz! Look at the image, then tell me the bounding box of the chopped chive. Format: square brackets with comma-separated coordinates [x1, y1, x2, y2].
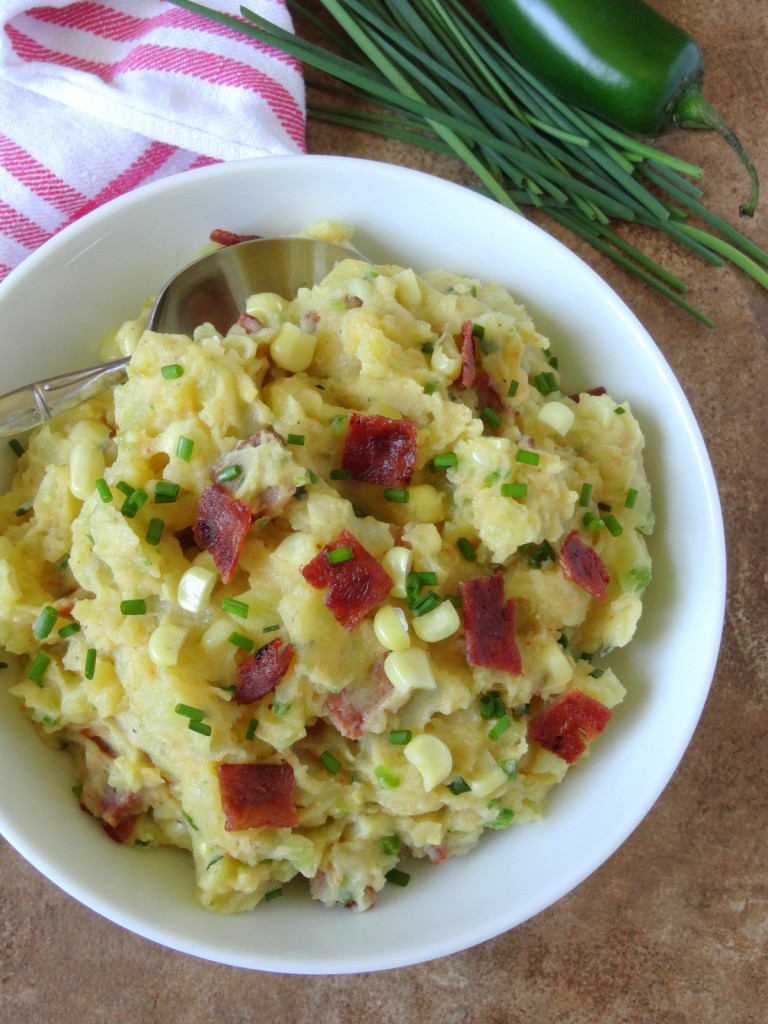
[447, 776, 471, 795]
[625, 488, 639, 509]
[457, 536, 477, 562]
[590, 668, 606, 678]
[515, 449, 540, 466]
[27, 651, 50, 685]
[116, 480, 134, 497]
[286, 433, 305, 446]
[488, 714, 512, 741]
[319, 750, 341, 775]
[121, 487, 148, 518]
[480, 406, 501, 428]
[411, 591, 442, 617]
[489, 808, 516, 829]
[154, 480, 181, 500]
[228, 631, 255, 652]
[222, 597, 249, 618]
[423, 380, 441, 395]
[388, 729, 412, 745]
[385, 868, 410, 887]
[246, 718, 259, 740]
[216, 464, 242, 484]
[15, 505, 31, 517]
[517, 539, 556, 568]
[263, 623, 280, 633]
[471, 322, 485, 339]
[603, 513, 624, 536]
[188, 719, 212, 736]
[32, 605, 58, 640]
[327, 545, 353, 565]
[161, 363, 184, 379]
[264, 887, 283, 902]
[0, 662, 7, 669]
[583, 511, 604, 531]
[533, 371, 559, 396]
[479, 692, 500, 719]
[381, 834, 401, 855]
[307, 469, 320, 484]
[507, 380, 519, 397]
[417, 571, 439, 587]
[615, 406, 626, 415]
[120, 599, 147, 615]
[145, 517, 165, 546]
[57, 621, 81, 639]
[431, 452, 458, 469]
[294, 485, 307, 500]
[501, 482, 528, 498]
[176, 435, 194, 462]
[375, 765, 401, 789]
[8, 438, 24, 457]
[597, 502, 612, 512]
[579, 482, 593, 507]
[330, 468, 351, 479]
[84, 648, 97, 679]
[421, 340, 434, 355]
[175, 703, 205, 721]
[383, 487, 409, 503]
[95, 478, 113, 503]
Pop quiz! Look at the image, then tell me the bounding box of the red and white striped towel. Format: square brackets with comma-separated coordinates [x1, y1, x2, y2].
[0, 1, 306, 283]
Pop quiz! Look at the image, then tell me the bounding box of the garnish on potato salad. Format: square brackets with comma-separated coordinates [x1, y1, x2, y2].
[0, 222, 653, 912]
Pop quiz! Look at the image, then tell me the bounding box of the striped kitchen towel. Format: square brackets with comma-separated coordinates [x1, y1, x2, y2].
[0, 1, 306, 283]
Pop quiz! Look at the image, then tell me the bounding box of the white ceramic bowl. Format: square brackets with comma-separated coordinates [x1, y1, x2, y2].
[0, 156, 725, 974]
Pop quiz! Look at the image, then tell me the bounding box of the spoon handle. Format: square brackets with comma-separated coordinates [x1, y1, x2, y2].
[0, 357, 130, 440]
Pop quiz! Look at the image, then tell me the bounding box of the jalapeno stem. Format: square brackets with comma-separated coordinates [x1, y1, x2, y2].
[674, 88, 760, 217]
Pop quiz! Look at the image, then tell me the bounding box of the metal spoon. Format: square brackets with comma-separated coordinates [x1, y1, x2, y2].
[0, 237, 357, 439]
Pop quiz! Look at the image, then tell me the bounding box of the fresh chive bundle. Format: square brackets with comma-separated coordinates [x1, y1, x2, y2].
[168, 0, 768, 325]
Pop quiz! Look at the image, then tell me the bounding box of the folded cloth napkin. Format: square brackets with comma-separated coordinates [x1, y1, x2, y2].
[0, 1, 306, 282]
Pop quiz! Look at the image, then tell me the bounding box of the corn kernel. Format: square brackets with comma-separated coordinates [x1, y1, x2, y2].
[69, 444, 106, 501]
[381, 545, 413, 598]
[431, 336, 462, 380]
[393, 268, 422, 309]
[537, 401, 574, 436]
[406, 484, 445, 524]
[270, 322, 317, 372]
[177, 566, 216, 613]
[245, 291, 287, 322]
[383, 647, 436, 695]
[373, 605, 410, 651]
[404, 733, 453, 791]
[412, 599, 460, 643]
[148, 623, 188, 667]
[469, 751, 508, 799]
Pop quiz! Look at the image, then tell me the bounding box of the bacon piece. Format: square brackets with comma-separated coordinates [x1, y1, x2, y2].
[209, 228, 260, 247]
[235, 638, 294, 704]
[237, 312, 263, 333]
[559, 530, 610, 600]
[527, 690, 612, 763]
[460, 573, 522, 675]
[475, 369, 504, 416]
[194, 484, 252, 583]
[569, 386, 606, 403]
[457, 319, 477, 389]
[342, 413, 418, 488]
[217, 762, 298, 830]
[324, 673, 394, 739]
[301, 529, 393, 630]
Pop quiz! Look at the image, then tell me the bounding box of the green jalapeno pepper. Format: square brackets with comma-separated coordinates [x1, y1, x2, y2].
[482, 0, 759, 215]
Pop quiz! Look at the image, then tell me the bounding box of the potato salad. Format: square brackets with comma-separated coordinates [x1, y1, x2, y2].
[0, 223, 653, 912]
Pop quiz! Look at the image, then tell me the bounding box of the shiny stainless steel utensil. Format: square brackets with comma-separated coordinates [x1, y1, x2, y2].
[0, 237, 357, 439]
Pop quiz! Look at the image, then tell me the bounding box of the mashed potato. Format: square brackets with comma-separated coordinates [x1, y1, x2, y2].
[0, 225, 653, 912]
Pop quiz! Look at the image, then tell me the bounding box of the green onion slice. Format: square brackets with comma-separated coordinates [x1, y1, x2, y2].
[383, 487, 409, 503]
[500, 482, 528, 498]
[176, 436, 194, 462]
[84, 648, 97, 679]
[32, 605, 58, 640]
[95, 478, 113, 503]
[319, 750, 341, 774]
[216, 464, 242, 484]
[161, 363, 184, 379]
[27, 651, 50, 685]
[145, 518, 165, 546]
[457, 536, 477, 562]
[222, 597, 249, 618]
[388, 729, 412, 745]
[327, 545, 353, 565]
[228, 631, 255, 652]
[120, 599, 147, 615]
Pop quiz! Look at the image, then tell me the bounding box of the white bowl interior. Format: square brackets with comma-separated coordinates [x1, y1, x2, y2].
[0, 156, 725, 973]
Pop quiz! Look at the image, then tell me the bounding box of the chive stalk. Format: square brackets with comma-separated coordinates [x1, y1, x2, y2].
[163, 0, 768, 325]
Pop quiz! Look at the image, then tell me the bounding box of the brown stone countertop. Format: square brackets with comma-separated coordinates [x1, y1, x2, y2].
[1, 2, 766, 1021]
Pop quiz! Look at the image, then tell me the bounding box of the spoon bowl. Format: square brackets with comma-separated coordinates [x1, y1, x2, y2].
[0, 236, 356, 437]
